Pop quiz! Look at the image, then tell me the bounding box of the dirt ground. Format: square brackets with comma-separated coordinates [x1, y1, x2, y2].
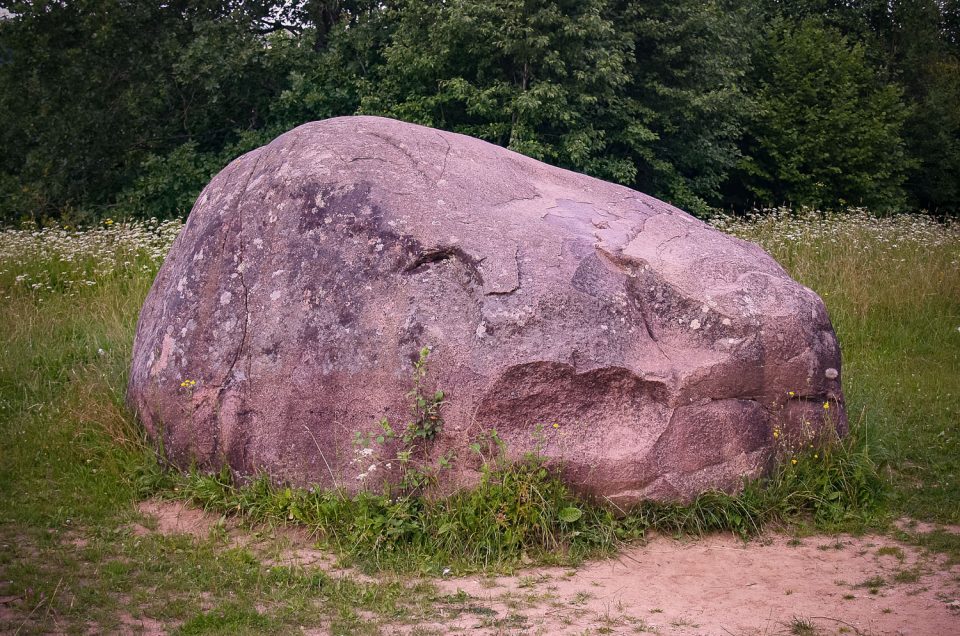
[427, 530, 959, 635]
[132, 500, 960, 635]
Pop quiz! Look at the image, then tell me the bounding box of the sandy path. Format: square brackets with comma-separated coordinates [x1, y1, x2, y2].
[133, 501, 959, 635]
[427, 532, 960, 635]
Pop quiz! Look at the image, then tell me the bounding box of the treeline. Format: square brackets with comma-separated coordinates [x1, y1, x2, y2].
[1, 0, 958, 224]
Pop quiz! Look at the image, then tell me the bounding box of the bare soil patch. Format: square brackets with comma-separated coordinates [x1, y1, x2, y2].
[135, 500, 220, 539]
[135, 500, 960, 635]
[135, 499, 355, 577]
[894, 517, 960, 536]
[433, 532, 960, 635]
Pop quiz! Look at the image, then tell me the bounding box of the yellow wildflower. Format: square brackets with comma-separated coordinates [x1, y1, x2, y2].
[552, 422, 560, 429]
[823, 401, 830, 410]
[791, 458, 798, 465]
[180, 379, 196, 388]
[788, 391, 795, 397]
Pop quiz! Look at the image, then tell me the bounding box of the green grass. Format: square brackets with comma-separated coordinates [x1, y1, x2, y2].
[163, 416, 882, 575]
[1, 211, 958, 632]
[895, 526, 960, 566]
[788, 616, 820, 636]
[714, 209, 960, 522]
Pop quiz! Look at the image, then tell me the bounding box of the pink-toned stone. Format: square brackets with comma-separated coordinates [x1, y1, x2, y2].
[127, 116, 846, 505]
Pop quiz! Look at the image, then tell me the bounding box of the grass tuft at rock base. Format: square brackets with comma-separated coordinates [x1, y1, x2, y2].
[162, 423, 885, 574]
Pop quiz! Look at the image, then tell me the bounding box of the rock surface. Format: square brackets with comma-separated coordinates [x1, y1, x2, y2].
[128, 116, 846, 504]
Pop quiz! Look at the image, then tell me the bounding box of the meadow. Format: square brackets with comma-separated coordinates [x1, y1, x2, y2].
[0, 209, 958, 634]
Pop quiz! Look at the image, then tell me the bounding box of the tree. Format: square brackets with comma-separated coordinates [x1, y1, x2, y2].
[617, 0, 754, 214]
[736, 19, 911, 210]
[0, 0, 299, 223]
[349, 0, 755, 215]
[266, 1, 394, 130]
[888, 0, 960, 213]
[756, 0, 960, 213]
[1, 1, 947, 221]
[352, 0, 638, 185]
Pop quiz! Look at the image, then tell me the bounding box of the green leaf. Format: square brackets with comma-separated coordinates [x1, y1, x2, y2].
[558, 506, 583, 523]
[437, 522, 457, 535]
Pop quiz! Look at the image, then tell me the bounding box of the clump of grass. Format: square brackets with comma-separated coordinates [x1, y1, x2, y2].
[177, 601, 272, 635]
[788, 616, 820, 636]
[893, 567, 921, 583]
[753, 423, 885, 529]
[174, 455, 622, 574]
[876, 546, 905, 559]
[610, 418, 884, 540]
[169, 418, 884, 573]
[855, 575, 887, 590]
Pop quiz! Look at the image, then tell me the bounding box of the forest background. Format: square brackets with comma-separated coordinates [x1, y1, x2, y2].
[1, 0, 958, 224]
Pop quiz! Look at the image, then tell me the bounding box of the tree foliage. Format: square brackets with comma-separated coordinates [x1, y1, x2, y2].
[618, 0, 753, 213]
[0, 0, 296, 222]
[737, 19, 911, 210]
[756, 0, 960, 212]
[1, 0, 958, 223]
[355, 0, 638, 184]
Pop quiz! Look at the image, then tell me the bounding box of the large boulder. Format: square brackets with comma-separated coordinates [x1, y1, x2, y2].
[128, 116, 846, 504]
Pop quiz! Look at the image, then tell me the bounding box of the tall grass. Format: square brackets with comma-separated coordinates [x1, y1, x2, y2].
[713, 208, 960, 521]
[0, 222, 173, 530]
